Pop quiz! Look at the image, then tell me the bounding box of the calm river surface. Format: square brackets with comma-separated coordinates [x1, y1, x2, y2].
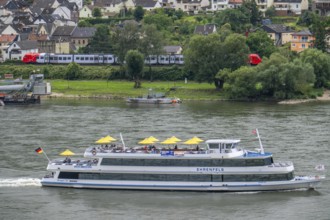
[0, 99, 329, 220]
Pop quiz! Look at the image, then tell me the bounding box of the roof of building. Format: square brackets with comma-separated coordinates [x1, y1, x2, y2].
[30, 0, 57, 16]
[164, 45, 182, 54]
[291, 29, 313, 36]
[135, 0, 159, 7]
[71, 27, 96, 38]
[52, 25, 75, 36]
[12, 40, 38, 50]
[0, 0, 8, 7]
[194, 24, 217, 35]
[94, 0, 123, 6]
[261, 24, 294, 33]
[36, 23, 54, 34]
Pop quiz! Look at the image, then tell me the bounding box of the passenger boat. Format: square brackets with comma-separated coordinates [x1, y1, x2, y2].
[40, 131, 324, 192]
[126, 89, 181, 104]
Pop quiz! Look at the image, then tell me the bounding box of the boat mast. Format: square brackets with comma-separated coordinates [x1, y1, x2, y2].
[255, 128, 264, 154]
[120, 133, 126, 150]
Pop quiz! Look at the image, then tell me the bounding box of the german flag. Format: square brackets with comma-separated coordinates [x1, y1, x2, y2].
[35, 147, 43, 154]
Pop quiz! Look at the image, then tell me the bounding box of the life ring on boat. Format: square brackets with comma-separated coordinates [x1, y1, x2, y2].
[92, 150, 97, 155]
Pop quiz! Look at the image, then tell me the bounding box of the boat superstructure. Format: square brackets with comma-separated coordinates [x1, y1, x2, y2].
[40, 135, 324, 191]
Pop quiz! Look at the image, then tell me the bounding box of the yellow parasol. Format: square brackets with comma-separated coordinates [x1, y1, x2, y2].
[95, 135, 116, 144]
[60, 149, 75, 156]
[138, 138, 156, 145]
[168, 136, 181, 142]
[104, 135, 116, 141]
[147, 136, 159, 142]
[161, 138, 178, 145]
[191, 136, 203, 142]
[183, 139, 201, 145]
[183, 137, 204, 145]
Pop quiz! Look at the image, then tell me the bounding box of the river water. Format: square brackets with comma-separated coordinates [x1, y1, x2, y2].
[0, 99, 329, 220]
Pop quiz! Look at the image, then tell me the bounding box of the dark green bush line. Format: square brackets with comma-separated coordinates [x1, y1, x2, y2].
[0, 64, 185, 81]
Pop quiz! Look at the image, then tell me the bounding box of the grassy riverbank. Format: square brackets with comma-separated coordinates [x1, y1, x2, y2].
[50, 80, 225, 100]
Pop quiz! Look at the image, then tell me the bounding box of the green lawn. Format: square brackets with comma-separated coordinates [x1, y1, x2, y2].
[50, 80, 225, 100]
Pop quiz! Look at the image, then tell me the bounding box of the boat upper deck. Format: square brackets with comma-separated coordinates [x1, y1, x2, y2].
[83, 145, 272, 159]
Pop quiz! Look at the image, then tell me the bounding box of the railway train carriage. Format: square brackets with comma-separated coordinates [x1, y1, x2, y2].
[24, 53, 260, 66]
[31, 53, 185, 65]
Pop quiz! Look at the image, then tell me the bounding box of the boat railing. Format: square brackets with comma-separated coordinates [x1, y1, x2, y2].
[87, 146, 207, 155]
[50, 158, 99, 166]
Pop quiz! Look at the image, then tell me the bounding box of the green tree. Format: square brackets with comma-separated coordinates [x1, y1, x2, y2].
[218, 23, 233, 41]
[299, 49, 330, 88]
[143, 12, 173, 30]
[78, 20, 92, 27]
[265, 6, 276, 18]
[246, 31, 277, 58]
[125, 50, 145, 88]
[222, 33, 250, 70]
[311, 20, 327, 52]
[139, 24, 165, 80]
[184, 34, 223, 83]
[134, 6, 145, 22]
[213, 9, 250, 33]
[92, 7, 102, 17]
[223, 66, 258, 98]
[112, 21, 140, 64]
[66, 62, 81, 80]
[84, 24, 112, 53]
[240, 0, 262, 26]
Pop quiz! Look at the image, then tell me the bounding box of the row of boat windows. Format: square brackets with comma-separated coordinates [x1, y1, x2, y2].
[58, 172, 294, 182]
[100, 158, 273, 167]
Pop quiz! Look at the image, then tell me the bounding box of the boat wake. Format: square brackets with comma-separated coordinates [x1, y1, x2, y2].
[0, 178, 41, 187]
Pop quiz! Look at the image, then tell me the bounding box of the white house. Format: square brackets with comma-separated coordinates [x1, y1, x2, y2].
[210, 0, 229, 11]
[0, 25, 18, 35]
[5, 40, 38, 61]
[94, 0, 136, 15]
[79, 5, 93, 18]
[52, 5, 73, 20]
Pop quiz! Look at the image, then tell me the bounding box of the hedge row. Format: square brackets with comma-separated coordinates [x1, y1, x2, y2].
[0, 63, 186, 81]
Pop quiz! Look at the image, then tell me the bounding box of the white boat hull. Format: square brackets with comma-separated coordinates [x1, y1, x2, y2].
[41, 176, 322, 192]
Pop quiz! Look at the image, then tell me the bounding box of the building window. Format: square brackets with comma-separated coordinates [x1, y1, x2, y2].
[302, 36, 308, 42]
[302, 44, 306, 48]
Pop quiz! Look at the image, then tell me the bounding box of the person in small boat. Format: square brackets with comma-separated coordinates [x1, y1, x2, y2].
[196, 145, 199, 151]
[174, 145, 178, 150]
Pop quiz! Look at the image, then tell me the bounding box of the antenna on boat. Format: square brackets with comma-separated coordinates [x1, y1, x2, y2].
[254, 128, 264, 154]
[120, 133, 126, 150]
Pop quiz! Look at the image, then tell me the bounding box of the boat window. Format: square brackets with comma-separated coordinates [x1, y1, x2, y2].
[222, 159, 244, 166]
[208, 143, 219, 149]
[58, 172, 295, 182]
[245, 159, 265, 166]
[58, 172, 79, 179]
[122, 159, 145, 166]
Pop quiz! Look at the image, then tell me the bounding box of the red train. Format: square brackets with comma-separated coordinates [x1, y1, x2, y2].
[21, 53, 262, 65]
[22, 52, 40, 63]
[249, 54, 262, 65]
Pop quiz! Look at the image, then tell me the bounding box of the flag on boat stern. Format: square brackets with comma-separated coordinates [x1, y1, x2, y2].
[35, 147, 43, 154]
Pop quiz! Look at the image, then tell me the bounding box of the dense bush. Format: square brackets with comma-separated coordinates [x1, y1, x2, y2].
[0, 64, 184, 81]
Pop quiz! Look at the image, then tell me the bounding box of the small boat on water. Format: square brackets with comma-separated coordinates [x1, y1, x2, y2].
[126, 89, 181, 104]
[39, 130, 325, 192]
